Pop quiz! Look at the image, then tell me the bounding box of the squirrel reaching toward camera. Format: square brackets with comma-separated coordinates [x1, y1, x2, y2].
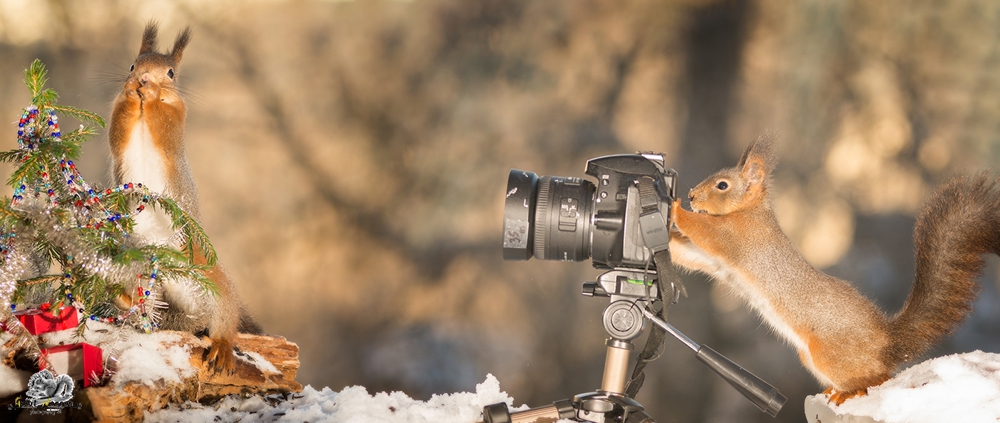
[669, 135, 1000, 404]
[108, 22, 259, 374]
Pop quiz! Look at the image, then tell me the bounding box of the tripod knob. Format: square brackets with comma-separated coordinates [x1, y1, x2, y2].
[582, 281, 607, 297]
[604, 301, 644, 340]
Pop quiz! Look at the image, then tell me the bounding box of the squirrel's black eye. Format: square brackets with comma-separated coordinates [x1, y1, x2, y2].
[716, 181, 729, 190]
[167, 69, 175, 79]
[129, 64, 135, 72]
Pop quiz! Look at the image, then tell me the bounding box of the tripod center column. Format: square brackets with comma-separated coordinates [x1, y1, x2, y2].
[601, 339, 634, 394]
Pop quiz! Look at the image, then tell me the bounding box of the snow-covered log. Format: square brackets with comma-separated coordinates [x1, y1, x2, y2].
[81, 331, 301, 422]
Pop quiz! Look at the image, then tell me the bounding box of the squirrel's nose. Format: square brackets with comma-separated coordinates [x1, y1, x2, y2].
[688, 190, 695, 202]
[139, 73, 150, 85]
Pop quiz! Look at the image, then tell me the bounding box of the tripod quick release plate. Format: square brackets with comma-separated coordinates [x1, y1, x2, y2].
[582, 269, 659, 299]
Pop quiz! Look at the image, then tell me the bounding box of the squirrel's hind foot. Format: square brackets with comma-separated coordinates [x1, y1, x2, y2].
[824, 387, 868, 405]
[823, 373, 890, 405]
[205, 337, 236, 375]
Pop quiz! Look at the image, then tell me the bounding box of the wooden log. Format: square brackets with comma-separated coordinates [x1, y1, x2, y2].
[80, 331, 302, 423]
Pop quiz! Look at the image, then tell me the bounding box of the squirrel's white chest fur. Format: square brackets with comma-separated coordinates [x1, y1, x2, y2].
[669, 237, 832, 383]
[120, 120, 176, 246]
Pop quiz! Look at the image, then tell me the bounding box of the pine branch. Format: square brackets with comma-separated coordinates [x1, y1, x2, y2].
[46, 137, 84, 161]
[111, 247, 146, 265]
[7, 153, 41, 188]
[0, 149, 27, 164]
[158, 266, 219, 296]
[33, 89, 58, 108]
[72, 273, 117, 320]
[24, 60, 48, 99]
[0, 199, 26, 227]
[156, 197, 217, 266]
[31, 235, 58, 272]
[59, 127, 99, 147]
[112, 245, 186, 267]
[108, 190, 132, 217]
[19, 274, 63, 287]
[50, 105, 106, 129]
[138, 245, 190, 265]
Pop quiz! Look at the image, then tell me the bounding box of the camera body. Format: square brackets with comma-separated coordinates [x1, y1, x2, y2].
[503, 153, 677, 270]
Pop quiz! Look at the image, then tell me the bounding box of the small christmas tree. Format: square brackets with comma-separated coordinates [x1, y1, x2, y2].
[0, 60, 217, 366]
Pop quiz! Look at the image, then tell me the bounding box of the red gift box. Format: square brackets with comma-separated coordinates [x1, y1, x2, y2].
[40, 343, 104, 387]
[15, 305, 78, 335]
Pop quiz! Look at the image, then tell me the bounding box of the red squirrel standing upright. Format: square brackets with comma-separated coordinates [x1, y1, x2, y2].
[669, 135, 1000, 404]
[108, 22, 257, 374]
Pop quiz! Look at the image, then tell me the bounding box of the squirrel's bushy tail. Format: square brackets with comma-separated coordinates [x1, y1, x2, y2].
[888, 172, 1000, 364]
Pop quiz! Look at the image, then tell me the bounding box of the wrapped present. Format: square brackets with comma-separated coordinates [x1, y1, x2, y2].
[40, 343, 103, 387]
[14, 304, 78, 335]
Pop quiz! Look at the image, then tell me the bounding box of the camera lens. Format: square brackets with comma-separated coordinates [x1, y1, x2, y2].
[503, 169, 595, 262]
[533, 176, 594, 261]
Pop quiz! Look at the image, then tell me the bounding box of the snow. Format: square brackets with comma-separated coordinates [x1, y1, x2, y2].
[144, 374, 568, 423]
[806, 351, 1000, 423]
[110, 332, 196, 386]
[241, 350, 280, 374]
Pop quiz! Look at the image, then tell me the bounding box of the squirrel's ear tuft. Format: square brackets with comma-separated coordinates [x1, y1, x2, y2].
[171, 27, 192, 65]
[738, 132, 778, 186]
[140, 21, 159, 55]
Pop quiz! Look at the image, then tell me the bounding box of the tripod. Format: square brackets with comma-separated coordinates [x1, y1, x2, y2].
[479, 269, 786, 423]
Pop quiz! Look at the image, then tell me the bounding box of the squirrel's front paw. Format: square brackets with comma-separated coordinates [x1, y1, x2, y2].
[123, 78, 140, 98]
[137, 82, 160, 102]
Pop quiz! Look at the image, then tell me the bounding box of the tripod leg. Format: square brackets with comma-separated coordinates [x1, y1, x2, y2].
[508, 405, 560, 423]
[481, 399, 575, 423]
[625, 410, 656, 423]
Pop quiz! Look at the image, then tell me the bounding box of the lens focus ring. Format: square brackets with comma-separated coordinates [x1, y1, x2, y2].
[533, 177, 553, 260]
[532, 176, 594, 261]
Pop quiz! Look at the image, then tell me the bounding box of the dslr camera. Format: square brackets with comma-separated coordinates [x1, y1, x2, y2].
[503, 153, 677, 270]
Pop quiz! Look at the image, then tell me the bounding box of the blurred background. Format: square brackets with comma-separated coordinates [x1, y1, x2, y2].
[2, 0, 1000, 421]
